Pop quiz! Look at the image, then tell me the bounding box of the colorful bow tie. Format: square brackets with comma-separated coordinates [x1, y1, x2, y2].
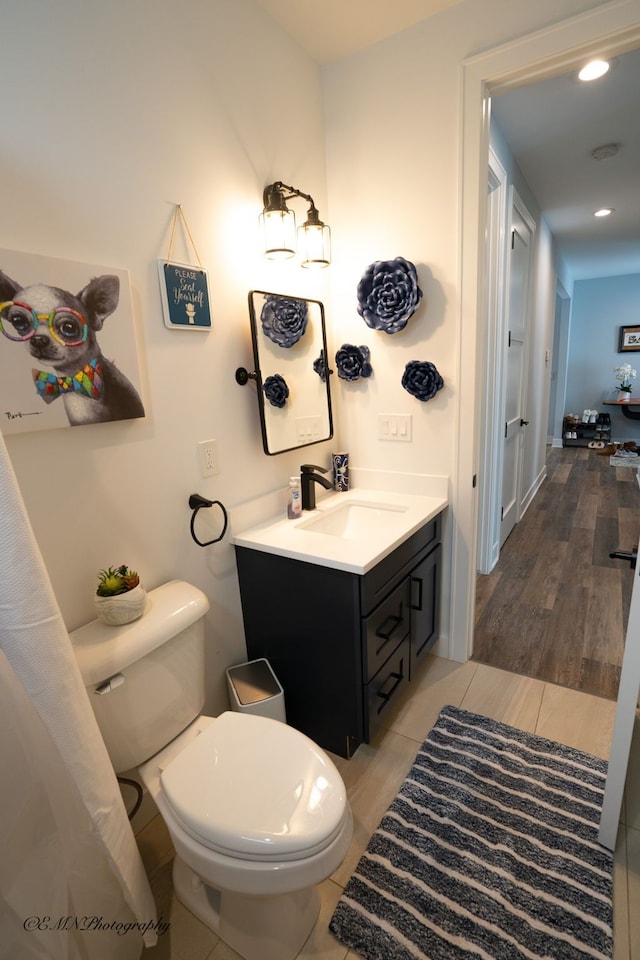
[33, 359, 104, 404]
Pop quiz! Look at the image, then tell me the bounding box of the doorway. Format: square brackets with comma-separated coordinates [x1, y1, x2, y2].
[500, 191, 535, 547]
[477, 175, 536, 567]
[450, 0, 640, 665]
[470, 37, 637, 694]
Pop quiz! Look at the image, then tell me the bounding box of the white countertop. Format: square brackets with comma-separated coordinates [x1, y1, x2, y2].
[232, 488, 448, 574]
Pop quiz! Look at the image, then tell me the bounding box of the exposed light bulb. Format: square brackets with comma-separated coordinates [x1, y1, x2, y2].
[298, 222, 331, 269]
[260, 208, 296, 259]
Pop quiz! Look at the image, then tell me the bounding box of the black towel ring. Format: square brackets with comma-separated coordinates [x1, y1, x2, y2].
[189, 493, 228, 547]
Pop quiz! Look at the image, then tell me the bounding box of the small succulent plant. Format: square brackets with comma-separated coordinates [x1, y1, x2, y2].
[96, 564, 140, 597]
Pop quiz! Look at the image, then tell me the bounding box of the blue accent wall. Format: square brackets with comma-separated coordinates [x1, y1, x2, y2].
[566, 274, 640, 439]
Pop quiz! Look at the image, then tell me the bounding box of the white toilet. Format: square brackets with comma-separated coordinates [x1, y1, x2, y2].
[71, 580, 353, 960]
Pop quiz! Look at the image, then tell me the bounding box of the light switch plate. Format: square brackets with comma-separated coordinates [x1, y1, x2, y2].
[378, 414, 412, 441]
[295, 416, 322, 440]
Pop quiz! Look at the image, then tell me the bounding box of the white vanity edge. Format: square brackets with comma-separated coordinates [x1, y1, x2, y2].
[231, 487, 448, 574]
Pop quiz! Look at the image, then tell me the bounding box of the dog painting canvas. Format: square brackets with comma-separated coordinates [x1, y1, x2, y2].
[0, 249, 145, 435]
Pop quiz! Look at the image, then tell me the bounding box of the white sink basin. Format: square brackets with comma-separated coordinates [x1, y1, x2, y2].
[297, 501, 408, 539]
[232, 489, 448, 574]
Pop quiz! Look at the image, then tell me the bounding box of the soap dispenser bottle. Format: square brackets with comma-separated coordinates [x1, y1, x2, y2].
[287, 476, 302, 519]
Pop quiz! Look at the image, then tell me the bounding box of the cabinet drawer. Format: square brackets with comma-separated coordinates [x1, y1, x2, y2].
[365, 637, 410, 740]
[360, 515, 440, 614]
[363, 578, 410, 682]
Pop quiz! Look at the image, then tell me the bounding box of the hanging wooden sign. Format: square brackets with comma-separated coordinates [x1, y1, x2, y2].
[158, 260, 212, 331]
[157, 204, 212, 331]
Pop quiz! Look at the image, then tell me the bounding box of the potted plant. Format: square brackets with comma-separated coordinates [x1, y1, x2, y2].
[614, 363, 637, 400]
[95, 564, 146, 625]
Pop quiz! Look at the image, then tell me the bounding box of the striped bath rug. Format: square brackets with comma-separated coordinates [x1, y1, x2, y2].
[330, 704, 613, 960]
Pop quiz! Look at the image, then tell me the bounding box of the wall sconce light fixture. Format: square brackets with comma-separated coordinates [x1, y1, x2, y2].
[260, 181, 331, 268]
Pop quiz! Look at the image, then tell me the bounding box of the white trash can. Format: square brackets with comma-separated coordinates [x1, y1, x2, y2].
[226, 658, 286, 722]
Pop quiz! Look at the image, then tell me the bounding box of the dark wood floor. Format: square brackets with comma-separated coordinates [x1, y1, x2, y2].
[473, 446, 640, 701]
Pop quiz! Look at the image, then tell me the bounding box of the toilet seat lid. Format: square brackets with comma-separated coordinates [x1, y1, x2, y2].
[160, 712, 348, 860]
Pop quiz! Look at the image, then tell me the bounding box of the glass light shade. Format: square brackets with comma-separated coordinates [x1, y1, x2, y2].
[260, 208, 296, 259]
[298, 222, 331, 269]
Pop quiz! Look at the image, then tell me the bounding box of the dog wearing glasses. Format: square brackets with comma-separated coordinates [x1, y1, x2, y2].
[0, 269, 144, 426]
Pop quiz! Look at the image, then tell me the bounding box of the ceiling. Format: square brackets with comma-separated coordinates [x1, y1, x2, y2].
[252, 0, 463, 64]
[491, 48, 640, 281]
[254, 1, 639, 282]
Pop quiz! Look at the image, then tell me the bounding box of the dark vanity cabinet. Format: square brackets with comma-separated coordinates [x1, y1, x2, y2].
[235, 513, 442, 758]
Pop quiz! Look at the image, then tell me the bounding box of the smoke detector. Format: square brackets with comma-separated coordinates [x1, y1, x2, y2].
[591, 142, 620, 160]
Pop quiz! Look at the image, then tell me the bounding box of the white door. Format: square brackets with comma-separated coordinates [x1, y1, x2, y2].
[477, 149, 508, 575]
[501, 194, 534, 546]
[599, 546, 640, 849]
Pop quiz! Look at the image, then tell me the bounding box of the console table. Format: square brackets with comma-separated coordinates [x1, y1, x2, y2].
[603, 398, 640, 420]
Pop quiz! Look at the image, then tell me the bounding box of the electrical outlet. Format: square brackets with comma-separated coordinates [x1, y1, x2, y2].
[198, 439, 219, 477]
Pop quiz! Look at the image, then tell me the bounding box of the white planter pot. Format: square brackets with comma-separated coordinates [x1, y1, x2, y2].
[94, 584, 147, 625]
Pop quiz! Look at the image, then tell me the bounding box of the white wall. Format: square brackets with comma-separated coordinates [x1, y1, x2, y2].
[323, 0, 603, 475]
[1, 0, 335, 713]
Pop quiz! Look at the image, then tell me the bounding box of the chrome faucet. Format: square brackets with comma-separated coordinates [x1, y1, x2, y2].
[300, 464, 333, 510]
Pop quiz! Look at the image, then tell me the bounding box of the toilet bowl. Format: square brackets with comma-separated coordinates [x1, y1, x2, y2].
[139, 712, 353, 960]
[71, 581, 353, 960]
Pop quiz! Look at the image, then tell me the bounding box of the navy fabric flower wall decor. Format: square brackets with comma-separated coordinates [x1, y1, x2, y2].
[357, 257, 423, 334]
[263, 374, 289, 407]
[313, 350, 328, 382]
[260, 295, 308, 348]
[401, 360, 443, 401]
[336, 344, 372, 382]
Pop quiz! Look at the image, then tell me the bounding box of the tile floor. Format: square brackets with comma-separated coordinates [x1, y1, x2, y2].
[138, 656, 640, 959]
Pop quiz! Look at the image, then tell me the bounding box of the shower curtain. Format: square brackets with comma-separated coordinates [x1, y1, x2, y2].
[0, 431, 158, 959]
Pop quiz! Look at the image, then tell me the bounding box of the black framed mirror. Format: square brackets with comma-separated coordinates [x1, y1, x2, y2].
[241, 291, 333, 455]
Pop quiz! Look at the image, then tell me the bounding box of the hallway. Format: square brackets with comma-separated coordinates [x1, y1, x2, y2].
[473, 445, 640, 700]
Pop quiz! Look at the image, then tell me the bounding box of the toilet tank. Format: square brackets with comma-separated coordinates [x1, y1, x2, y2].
[71, 580, 210, 773]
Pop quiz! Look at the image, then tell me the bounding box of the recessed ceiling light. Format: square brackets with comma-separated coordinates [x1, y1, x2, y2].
[594, 208, 614, 218]
[578, 59, 610, 82]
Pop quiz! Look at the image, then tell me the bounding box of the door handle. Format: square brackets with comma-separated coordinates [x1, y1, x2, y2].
[609, 547, 638, 569]
[520, 419, 530, 426]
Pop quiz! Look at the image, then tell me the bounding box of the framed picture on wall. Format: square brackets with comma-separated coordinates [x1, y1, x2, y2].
[0, 248, 145, 436]
[618, 325, 640, 352]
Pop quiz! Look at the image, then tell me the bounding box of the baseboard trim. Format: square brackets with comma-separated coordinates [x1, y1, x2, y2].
[520, 464, 546, 516]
